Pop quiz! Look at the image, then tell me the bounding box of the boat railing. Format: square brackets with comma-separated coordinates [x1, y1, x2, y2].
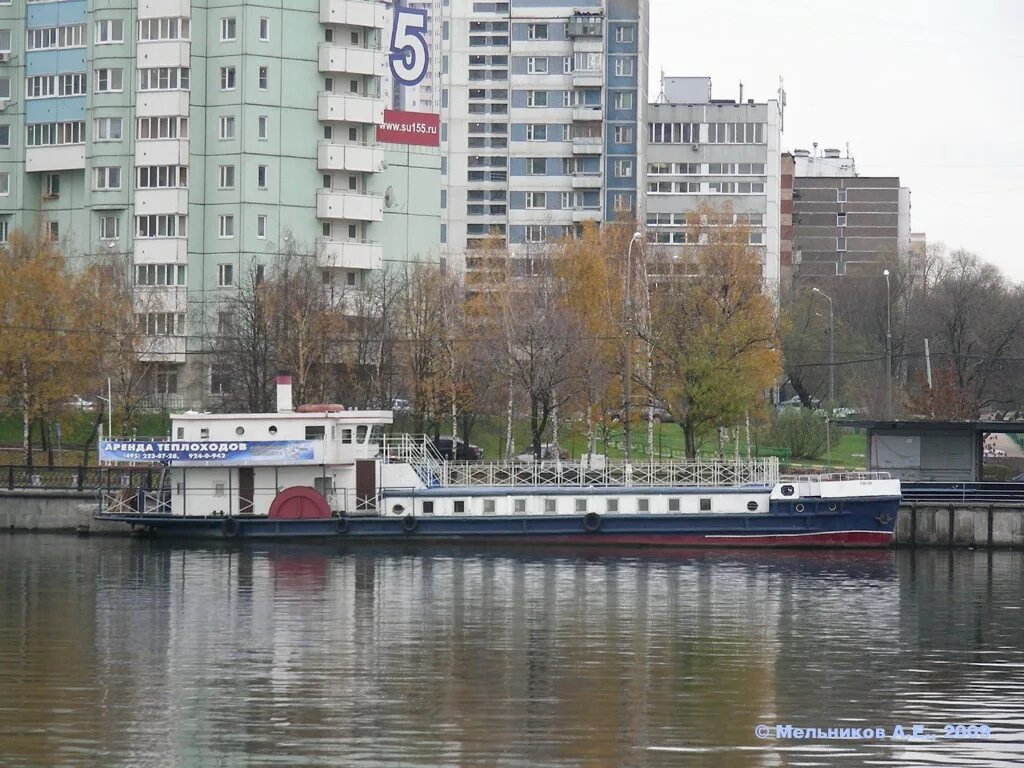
[382, 434, 446, 487]
[438, 457, 779, 488]
[780, 471, 892, 483]
[100, 488, 172, 516]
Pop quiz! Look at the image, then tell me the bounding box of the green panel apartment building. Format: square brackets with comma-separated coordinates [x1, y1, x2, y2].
[0, 0, 440, 407]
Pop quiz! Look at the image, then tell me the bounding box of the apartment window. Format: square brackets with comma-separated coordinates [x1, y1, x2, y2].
[95, 19, 124, 44]
[136, 313, 185, 337]
[525, 191, 546, 209]
[26, 24, 85, 51]
[95, 68, 123, 93]
[137, 165, 188, 188]
[93, 117, 123, 141]
[47, 221, 59, 242]
[217, 264, 235, 288]
[218, 165, 235, 189]
[613, 57, 634, 77]
[138, 67, 189, 91]
[137, 116, 188, 140]
[526, 157, 545, 175]
[561, 91, 571, 107]
[219, 216, 235, 239]
[526, 124, 546, 141]
[527, 90, 547, 107]
[221, 17, 237, 41]
[837, 237, 847, 251]
[99, 215, 119, 240]
[258, 115, 269, 140]
[258, 66, 269, 90]
[0, 77, 9, 100]
[257, 165, 267, 189]
[93, 166, 121, 190]
[837, 213, 847, 227]
[220, 67, 236, 90]
[219, 116, 236, 140]
[0, 172, 8, 195]
[613, 92, 632, 110]
[613, 193, 631, 212]
[524, 225, 544, 243]
[560, 191, 571, 208]
[0, 219, 7, 243]
[259, 17, 270, 41]
[613, 126, 633, 143]
[136, 214, 187, 238]
[257, 214, 267, 238]
[838, 189, 848, 203]
[613, 159, 632, 178]
[0, 124, 8, 147]
[44, 174, 60, 198]
[139, 18, 190, 41]
[526, 57, 548, 74]
[614, 26, 634, 43]
[527, 23, 547, 40]
[562, 56, 572, 74]
[561, 124, 571, 141]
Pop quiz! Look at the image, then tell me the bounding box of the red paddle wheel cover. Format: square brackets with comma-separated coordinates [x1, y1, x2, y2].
[267, 486, 332, 520]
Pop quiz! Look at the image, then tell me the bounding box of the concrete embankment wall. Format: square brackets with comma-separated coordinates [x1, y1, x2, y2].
[896, 504, 1024, 547]
[0, 491, 124, 534]
[1, 493, 1023, 545]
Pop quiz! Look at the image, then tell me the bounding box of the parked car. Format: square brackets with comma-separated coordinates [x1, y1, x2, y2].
[608, 403, 675, 423]
[432, 436, 483, 461]
[66, 395, 96, 410]
[515, 443, 569, 461]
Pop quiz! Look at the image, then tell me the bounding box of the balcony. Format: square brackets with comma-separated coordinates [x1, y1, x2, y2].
[26, 145, 85, 172]
[137, 91, 189, 117]
[316, 190, 384, 222]
[320, 0, 388, 28]
[572, 207, 602, 223]
[135, 139, 189, 166]
[317, 142, 385, 173]
[319, 238, 383, 271]
[134, 286, 188, 313]
[139, 336, 187, 363]
[134, 238, 188, 264]
[573, 70, 603, 88]
[319, 43, 387, 76]
[572, 105, 603, 122]
[571, 135, 603, 154]
[136, 41, 190, 68]
[134, 189, 188, 215]
[318, 92, 385, 125]
[571, 172, 602, 188]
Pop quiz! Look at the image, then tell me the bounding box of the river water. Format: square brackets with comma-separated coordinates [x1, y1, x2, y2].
[0, 536, 1022, 767]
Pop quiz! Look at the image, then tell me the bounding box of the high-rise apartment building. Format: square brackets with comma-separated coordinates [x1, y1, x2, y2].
[438, 0, 649, 274]
[791, 147, 910, 277]
[0, 0, 440, 407]
[645, 76, 783, 289]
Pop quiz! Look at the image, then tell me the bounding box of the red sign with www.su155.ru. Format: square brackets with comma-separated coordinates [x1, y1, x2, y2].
[376, 109, 440, 147]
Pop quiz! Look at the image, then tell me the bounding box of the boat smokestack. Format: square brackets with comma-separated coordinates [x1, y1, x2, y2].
[276, 373, 293, 413]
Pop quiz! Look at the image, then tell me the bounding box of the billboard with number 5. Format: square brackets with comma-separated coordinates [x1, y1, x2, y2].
[379, 2, 439, 147]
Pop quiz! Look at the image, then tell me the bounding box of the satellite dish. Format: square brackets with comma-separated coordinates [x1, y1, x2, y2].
[380, 159, 389, 170]
[384, 186, 397, 209]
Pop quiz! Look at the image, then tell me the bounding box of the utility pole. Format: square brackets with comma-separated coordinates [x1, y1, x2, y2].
[623, 232, 642, 463]
[883, 269, 892, 420]
[812, 287, 834, 464]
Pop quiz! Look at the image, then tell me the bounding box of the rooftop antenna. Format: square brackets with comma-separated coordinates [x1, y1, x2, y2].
[813, 141, 818, 157]
[738, 79, 743, 104]
[656, 69, 666, 103]
[776, 76, 786, 132]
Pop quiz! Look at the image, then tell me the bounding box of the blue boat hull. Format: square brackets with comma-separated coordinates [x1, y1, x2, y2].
[98, 497, 899, 548]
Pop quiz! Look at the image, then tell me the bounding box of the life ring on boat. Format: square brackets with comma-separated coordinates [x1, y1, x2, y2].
[582, 512, 602, 532]
[222, 516, 241, 538]
[402, 514, 418, 533]
[335, 515, 349, 534]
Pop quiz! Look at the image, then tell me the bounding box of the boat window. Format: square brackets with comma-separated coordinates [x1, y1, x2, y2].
[483, 499, 496, 515]
[514, 498, 527, 513]
[668, 498, 680, 512]
[699, 497, 712, 512]
[176, 427, 184, 439]
[422, 501, 434, 515]
[235, 426, 245, 436]
[747, 500, 759, 511]
[637, 497, 649, 513]
[544, 498, 556, 514]
[214, 482, 224, 497]
[200, 428, 210, 439]
[356, 425, 368, 443]
[606, 498, 618, 513]
[369, 425, 384, 444]
[575, 498, 587, 513]
[454, 500, 465, 514]
[176, 482, 183, 496]
[268, 425, 278, 435]
[342, 428, 352, 444]
[314, 477, 333, 497]
[305, 425, 326, 440]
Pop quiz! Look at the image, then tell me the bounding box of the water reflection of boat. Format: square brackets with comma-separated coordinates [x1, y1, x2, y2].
[97, 377, 900, 547]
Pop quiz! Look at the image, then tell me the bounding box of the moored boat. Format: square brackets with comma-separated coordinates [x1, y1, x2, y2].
[96, 377, 900, 547]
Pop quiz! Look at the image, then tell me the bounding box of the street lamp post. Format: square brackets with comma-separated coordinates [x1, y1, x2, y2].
[624, 232, 642, 463]
[883, 269, 892, 420]
[812, 287, 834, 464]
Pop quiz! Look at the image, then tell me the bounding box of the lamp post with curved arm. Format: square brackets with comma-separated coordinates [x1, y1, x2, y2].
[812, 287, 834, 463]
[624, 231, 642, 463]
[883, 269, 892, 420]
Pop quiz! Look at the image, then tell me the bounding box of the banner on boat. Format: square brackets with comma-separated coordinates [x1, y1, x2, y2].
[99, 440, 319, 465]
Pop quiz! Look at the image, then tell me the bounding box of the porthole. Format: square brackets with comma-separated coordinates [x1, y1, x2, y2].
[235, 426, 245, 436]
[795, 503, 805, 513]
[746, 500, 758, 511]
[828, 502, 837, 512]
[269, 425, 278, 435]
[781, 485, 795, 497]
[392, 504, 405, 515]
